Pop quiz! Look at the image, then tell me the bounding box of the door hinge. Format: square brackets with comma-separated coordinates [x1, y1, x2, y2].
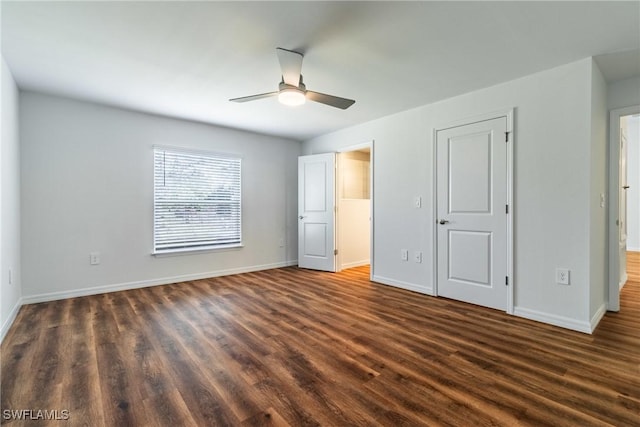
[334, 249, 338, 256]
[506, 204, 509, 214]
[505, 276, 509, 286]
[505, 131, 510, 142]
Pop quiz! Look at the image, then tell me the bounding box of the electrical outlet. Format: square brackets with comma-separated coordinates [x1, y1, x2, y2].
[414, 196, 422, 208]
[414, 251, 422, 263]
[401, 249, 408, 261]
[278, 237, 285, 247]
[556, 268, 570, 285]
[90, 252, 101, 265]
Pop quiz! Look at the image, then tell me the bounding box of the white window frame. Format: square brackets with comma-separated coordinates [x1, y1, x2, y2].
[153, 146, 242, 255]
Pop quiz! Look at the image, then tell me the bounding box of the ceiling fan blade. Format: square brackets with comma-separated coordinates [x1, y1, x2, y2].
[306, 91, 355, 109]
[276, 47, 303, 87]
[229, 92, 278, 103]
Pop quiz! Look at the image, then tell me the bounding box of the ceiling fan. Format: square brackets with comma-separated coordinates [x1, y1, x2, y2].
[229, 48, 355, 110]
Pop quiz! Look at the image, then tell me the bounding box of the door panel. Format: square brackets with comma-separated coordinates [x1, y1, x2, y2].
[448, 230, 492, 286]
[304, 161, 328, 212]
[449, 132, 492, 213]
[303, 223, 328, 257]
[298, 153, 336, 271]
[437, 117, 508, 311]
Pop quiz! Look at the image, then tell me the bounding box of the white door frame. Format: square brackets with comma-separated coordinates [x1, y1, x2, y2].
[336, 141, 375, 280]
[608, 105, 640, 312]
[432, 108, 514, 314]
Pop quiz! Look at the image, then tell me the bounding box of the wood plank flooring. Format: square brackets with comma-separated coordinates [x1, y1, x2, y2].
[2, 266, 639, 426]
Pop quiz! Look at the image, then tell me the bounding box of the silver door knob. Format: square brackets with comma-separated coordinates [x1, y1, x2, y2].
[439, 219, 449, 225]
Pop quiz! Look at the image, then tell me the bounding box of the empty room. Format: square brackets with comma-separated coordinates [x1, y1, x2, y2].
[1, 1, 639, 426]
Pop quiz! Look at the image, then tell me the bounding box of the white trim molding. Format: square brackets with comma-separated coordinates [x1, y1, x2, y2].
[514, 306, 593, 334]
[590, 303, 608, 333]
[22, 261, 297, 305]
[1, 298, 23, 344]
[372, 275, 433, 296]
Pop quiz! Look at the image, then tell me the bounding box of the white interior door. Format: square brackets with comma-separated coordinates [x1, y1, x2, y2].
[619, 121, 628, 285]
[298, 153, 336, 271]
[436, 117, 508, 311]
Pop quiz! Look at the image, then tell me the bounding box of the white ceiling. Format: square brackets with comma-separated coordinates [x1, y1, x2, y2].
[2, 1, 639, 141]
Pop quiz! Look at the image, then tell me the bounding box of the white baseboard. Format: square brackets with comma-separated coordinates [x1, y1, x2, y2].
[590, 303, 607, 333]
[22, 260, 298, 305]
[620, 272, 628, 289]
[626, 246, 640, 252]
[513, 306, 592, 334]
[1, 297, 23, 344]
[341, 259, 370, 270]
[372, 275, 433, 295]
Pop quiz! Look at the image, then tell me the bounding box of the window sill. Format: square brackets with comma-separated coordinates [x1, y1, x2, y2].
[152, 244, 244, 257]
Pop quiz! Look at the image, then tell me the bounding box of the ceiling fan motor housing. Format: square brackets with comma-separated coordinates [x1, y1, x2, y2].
[279, 79, 306, 94]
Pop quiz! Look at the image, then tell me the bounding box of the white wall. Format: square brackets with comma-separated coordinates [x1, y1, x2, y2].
[1, 57, 22, 341]
[20, 92, 300, 300]
[627, 115, 640, 251]
[304, 58, 601, 332]
[608, 76, 640, 110]
[589, 61, 608, 325]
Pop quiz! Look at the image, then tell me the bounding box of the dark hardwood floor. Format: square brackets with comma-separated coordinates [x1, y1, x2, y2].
[1, 266, 639, 426]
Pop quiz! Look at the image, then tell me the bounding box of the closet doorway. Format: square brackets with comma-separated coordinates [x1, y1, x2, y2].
[337, 144, 372, 273]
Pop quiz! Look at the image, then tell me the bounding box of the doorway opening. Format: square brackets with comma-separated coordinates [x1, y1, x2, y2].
[608, 106, 640, 311]
[623, 115, 640, 284]
[336, 145, 372, 273]
[297, 142, 374, 278]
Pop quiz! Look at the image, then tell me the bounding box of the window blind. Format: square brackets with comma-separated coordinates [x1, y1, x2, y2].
[153, 147, 241, 252]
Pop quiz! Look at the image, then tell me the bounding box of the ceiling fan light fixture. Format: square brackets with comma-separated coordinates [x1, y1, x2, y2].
[230, 48, 355, 109]
[278, 88, 306, 106]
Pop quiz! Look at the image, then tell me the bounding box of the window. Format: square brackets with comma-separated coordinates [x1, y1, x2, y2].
[153, 146, 241, 253]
